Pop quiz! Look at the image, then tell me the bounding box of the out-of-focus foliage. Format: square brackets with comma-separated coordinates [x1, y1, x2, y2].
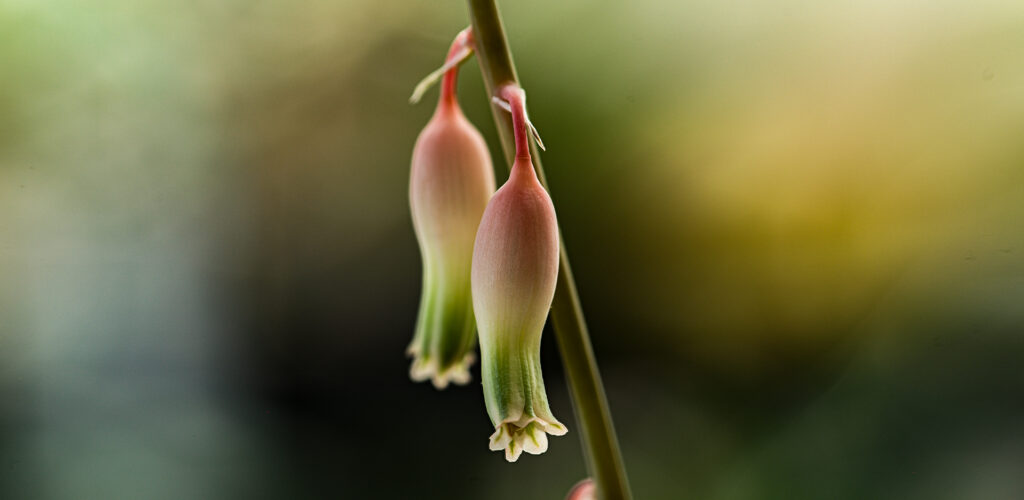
[1, 0, 1022, 499]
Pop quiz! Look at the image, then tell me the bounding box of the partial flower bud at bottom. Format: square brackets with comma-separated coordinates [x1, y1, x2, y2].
[566, 479, 596, 500]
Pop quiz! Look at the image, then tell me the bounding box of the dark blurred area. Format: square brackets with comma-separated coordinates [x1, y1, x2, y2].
[2, 0, 1023, 498]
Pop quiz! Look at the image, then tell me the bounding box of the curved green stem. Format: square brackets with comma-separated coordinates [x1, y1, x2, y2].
[466, 2, 633, 498]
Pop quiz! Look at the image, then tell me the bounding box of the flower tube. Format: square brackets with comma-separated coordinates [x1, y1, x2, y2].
[472, 84, 566, 461]
[407, 28, 495, 389]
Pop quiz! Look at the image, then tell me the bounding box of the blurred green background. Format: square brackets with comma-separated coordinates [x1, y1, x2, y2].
[2, 0, 1023, 498]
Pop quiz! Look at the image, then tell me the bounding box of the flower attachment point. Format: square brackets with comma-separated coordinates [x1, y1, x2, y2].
[491, 95, 546, 151]
[410, 28, 474, 105]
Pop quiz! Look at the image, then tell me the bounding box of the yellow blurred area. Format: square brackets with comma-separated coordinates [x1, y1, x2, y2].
[608, 0, 1024, 365]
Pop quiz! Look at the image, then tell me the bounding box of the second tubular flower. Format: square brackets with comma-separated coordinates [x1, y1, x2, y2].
[407, 28, 495, 389]
[472, 84, 566, 462]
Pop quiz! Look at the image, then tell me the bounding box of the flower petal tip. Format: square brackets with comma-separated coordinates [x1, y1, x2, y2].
[488, 417, 566, 462]
[408, 354, 475, 390]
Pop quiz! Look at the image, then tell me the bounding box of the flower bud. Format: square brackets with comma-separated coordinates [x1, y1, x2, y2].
[566, 479, 596, 500]
[472, 85, 566, 461]
[407, 29, 495, 389]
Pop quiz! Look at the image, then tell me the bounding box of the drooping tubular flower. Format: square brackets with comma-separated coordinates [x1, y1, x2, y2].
[472, 84, 566, 461]
[407, 28, 496, 389]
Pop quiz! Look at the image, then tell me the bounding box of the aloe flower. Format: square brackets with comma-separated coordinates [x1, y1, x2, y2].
[407, 29, 495, 389]
[472, 84, 566, 461]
